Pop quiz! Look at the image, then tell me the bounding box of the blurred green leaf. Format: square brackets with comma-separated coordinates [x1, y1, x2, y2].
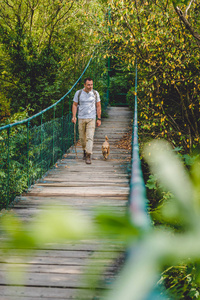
[1, 205, 94, 249]
[144, 140, 193, 210]
[1, 213, 36, 250]
[146, 174, 157, 189]
[95, 208, 139, 241]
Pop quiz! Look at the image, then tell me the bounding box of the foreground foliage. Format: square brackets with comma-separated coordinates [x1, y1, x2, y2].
[1, 140, 200, 299]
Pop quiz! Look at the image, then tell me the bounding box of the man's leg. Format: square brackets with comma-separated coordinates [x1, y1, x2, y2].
[85, 119, 96, 164]
[78, 119, 87, 159]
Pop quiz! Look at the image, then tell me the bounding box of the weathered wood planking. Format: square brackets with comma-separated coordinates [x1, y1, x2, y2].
[0, 107, 132, 300]
[0, 286, 98, 300]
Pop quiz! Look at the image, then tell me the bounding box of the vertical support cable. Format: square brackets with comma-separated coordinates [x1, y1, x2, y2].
[53, 107, 56, 165]
[6, 126, 10, 207]
[69, 91, 72, 116]
[92, 57, 94, 82]
[68, 94, 71, 149]
[27, 121, 30, 188]
[107, 56, 111, 105]
[62, 99, 64, 155]
[76, 112, 79, 143]
[40, 114, 43, 175]
[134, 59, 138, 128]
[107, 7, 111, 105]
[133, 58, 138, 155]
[92, 56, 96, 83]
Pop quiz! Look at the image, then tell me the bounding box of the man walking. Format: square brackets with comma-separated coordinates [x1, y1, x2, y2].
[71, 77, 101, 164]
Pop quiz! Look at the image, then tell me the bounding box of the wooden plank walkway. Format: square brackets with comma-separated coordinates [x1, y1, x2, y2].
[0, 107, 132, 300]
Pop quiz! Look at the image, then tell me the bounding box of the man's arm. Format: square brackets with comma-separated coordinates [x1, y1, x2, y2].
[72, 102, 78, 124]
[96, 101, 101, 127]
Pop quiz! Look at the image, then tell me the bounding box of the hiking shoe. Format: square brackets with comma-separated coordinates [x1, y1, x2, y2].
[85, 153, 91, 164]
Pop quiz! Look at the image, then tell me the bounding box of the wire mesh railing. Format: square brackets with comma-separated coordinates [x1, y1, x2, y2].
[0, 52, 104, 210]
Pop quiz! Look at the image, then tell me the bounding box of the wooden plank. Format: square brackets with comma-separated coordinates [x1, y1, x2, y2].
[27, 174, 129, 180]
[0, 286, 99, 299]
[25, 189, 129, 197]
[42, 169, 129, 175]
[48, 167, 129, 172]
[1, 256, 111, 266]
[77, 151, 128, 155]
[0, 242, 124, 252]
[34, 182, 128, 187]
[4, 249, 93, 258]
[32, 185, 128, 192]
[38, 178, 129, 184]
[2, 107, 132, 299]
[13, 197, 128, 207]
[13, 203, 126, 210]
[11, 207, 127, 215]
[1, 296, 72, 300]
[24, 193, 128, 198]
[0, 271, 108, 288]
[0, 240, 124, 250]
[17, 196, 128, 201]
[0, 263, 115, 275]
[0, 264, 83, 274]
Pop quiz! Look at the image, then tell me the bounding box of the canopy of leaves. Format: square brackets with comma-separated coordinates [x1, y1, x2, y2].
[0, 0, 103, 120]
[97, 0, 200, 152]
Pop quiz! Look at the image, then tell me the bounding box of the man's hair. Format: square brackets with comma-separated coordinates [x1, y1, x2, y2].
[84, 77, 93, 84]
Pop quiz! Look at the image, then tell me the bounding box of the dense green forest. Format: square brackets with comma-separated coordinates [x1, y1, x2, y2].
[99, 0, 200, 153]
[0, 0, 200, 299]
[1, 0, 199, 153]
[0, 0, 103, 121]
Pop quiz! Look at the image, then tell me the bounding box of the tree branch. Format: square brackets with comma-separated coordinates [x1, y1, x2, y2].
[185, 0, 194, 16]
[174, 5, 200, 47]
[28, 0, 40, 33]
[174, 84, 196, 135]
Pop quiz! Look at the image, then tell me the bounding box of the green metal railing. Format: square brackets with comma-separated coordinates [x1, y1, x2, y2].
[0, 53, 102, 210]
[129, 59, 150, 228]
[128, 60, 168, 299]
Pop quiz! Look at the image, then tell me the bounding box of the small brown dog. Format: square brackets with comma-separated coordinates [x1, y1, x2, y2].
[102, 136, 110, 160]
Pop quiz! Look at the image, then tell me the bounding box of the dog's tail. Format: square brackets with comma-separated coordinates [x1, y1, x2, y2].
[105, 135, 109, 141]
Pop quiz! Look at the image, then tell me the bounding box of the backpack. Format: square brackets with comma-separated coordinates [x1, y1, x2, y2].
[77, 89, 98, 105]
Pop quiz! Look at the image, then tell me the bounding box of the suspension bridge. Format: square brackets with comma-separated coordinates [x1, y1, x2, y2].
[0, 105, 132, 300]
[0, 55, 164, 300]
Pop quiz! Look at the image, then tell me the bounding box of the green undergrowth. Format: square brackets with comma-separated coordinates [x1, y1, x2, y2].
[139, 130, 200, 299]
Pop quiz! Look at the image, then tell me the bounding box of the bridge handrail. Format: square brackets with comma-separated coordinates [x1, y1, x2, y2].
[127, 60, 168, 299]
[0, 55, 93, 132]
[129, 59, 151, 228]
[0, 51, 99, 210]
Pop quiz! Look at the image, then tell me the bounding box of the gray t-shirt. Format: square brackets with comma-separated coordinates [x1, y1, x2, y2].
[73, 89, 100, 119]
